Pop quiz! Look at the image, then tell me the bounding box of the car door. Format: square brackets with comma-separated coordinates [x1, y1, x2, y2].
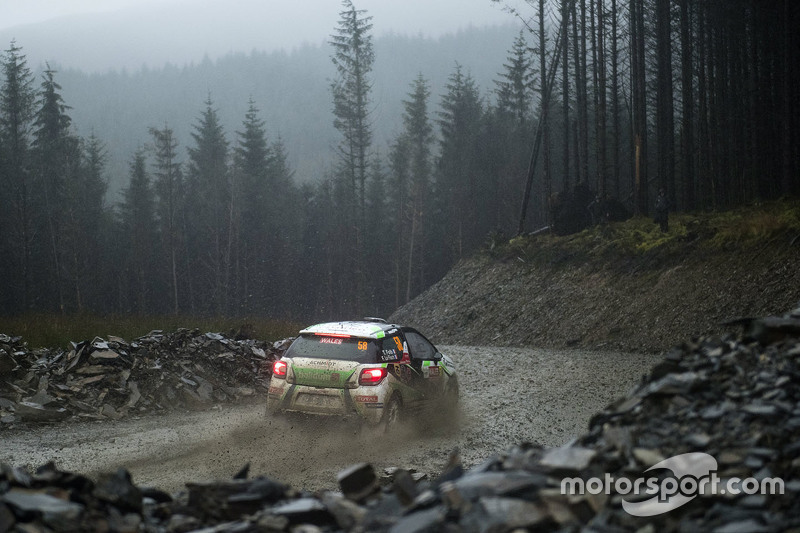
[402, 328, 446, 400]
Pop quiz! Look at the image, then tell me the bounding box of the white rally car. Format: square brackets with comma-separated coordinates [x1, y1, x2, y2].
[266, 319, 458, 428]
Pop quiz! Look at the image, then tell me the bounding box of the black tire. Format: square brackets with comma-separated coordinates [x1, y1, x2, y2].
[381, 395, 402, 433]
[265, 397, 281, 419]
[439, 379, 460, 433]
[444, 378, 459, 413]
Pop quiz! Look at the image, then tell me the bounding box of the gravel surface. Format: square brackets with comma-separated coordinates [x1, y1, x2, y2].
[0, 345, 657, 493]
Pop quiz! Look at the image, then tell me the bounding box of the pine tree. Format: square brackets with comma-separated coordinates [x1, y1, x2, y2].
[0, 41, 36, 311]
[265, 136, 299, 317]
[329, 0, 374, 314]
[388, 135, 411, 308]
[435, 64, 484, 274]
[65, 134, 107, 311]
[496, 31, 535, 125]
[330, 0, 374, 215]
[233, 98, 270, 314]
[149, 124, 183, 315]
[363, 155, 392, 315]
[119, 148, 157, 314]
[400, 75, 434, 303]
[32, 65, 75, 312]
[186, 97, 230, 314]
[492, 33, 537, 232]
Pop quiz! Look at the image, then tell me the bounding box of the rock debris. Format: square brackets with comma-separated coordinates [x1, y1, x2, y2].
[1, 308, 800, 531]
[0, 329, 288, 427]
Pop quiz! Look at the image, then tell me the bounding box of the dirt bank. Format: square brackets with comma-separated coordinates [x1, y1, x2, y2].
[0, 345, 655, 493]
[391, 238, 800, 354]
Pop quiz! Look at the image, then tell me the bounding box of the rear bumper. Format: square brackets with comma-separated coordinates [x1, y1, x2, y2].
[267, 381, 386, 424]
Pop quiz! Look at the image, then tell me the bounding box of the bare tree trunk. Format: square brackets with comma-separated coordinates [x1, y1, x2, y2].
[589, 0, 597, 189]
[680, 0, 695, 210]
[697, 3, 710, 207]
[516, 0, 570, 235]
[656, 0, 675, 204]
[782, 0, 792, 195]
[539, 0, 552, 214]
[596, 0, 608, 198]
[562, 0, 571, 191]
[630, 0, 648, 215]
[572, 0, 588, 186]
[610, 0, 621, 198]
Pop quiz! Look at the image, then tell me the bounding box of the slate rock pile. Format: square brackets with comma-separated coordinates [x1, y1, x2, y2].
[2, 308, 800, 532]
[0, 330, 288, 427]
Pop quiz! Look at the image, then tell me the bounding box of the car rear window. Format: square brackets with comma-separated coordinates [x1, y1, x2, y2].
[286, 335, 378, 363]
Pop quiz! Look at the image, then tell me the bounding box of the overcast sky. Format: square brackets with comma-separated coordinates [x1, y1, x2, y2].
[4, 0, 515, 31]
[0, 0, 523, 72]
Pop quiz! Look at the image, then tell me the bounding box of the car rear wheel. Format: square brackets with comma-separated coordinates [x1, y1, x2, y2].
[445, 379, 459, 412]
[381, 395, 402, 433]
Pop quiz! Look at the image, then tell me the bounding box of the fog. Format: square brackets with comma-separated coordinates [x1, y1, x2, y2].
[0, 0, 517, 72]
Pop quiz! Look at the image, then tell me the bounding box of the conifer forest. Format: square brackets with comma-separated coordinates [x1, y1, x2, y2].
[0, 0, 798, 321]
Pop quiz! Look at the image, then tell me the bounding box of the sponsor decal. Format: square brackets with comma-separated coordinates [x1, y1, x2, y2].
[354, 395, 379, 402]
[268, 386, 283, 396]
[381, 348, 399, 361]
[428, 366, 440, 377]
[319, 337, 343, 345]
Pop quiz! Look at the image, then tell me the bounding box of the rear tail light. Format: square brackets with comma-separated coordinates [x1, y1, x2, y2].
[358, 367, 387, 386]
[272, 360, 288, 379]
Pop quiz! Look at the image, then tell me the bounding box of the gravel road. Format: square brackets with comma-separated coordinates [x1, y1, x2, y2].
[0, 346, 657, 493]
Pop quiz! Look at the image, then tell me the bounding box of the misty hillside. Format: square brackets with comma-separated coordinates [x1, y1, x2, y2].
[19, 24, 522, 199]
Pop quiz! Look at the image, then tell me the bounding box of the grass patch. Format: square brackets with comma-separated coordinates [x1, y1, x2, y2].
[490, 199, 800, 265]
[0, 314, 304, 350]
[704, 202, 800, 247]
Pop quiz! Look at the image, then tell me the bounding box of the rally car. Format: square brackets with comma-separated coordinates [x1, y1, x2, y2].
[266, 319, 458, 429]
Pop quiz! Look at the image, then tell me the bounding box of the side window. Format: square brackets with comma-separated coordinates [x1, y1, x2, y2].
[379, 335, 404, 362]
[405, 331, 436, 361]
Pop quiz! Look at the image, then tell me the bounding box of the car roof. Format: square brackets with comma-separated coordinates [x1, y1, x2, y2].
[299, 320, 401, 339]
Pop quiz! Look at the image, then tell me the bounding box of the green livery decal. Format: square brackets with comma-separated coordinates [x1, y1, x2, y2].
[291, 367, 356, 388]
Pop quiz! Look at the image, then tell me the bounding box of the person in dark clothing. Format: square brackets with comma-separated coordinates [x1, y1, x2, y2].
[654, 187, 669, 232]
